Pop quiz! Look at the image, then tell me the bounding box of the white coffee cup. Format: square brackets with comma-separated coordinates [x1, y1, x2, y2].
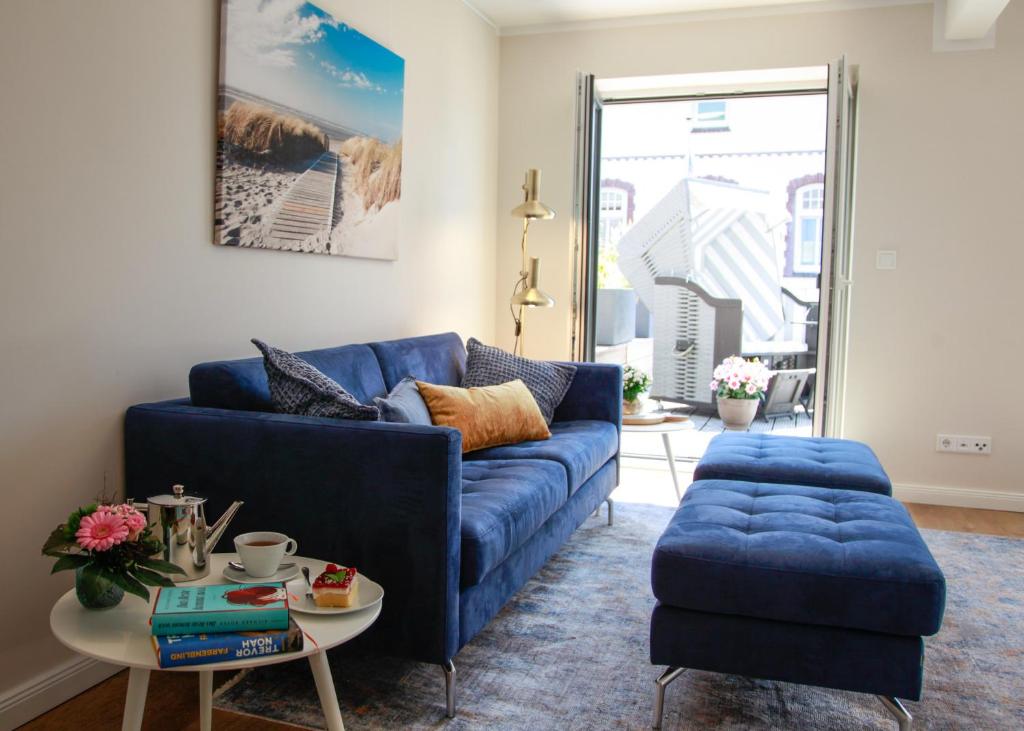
[233, 531, 298, 578]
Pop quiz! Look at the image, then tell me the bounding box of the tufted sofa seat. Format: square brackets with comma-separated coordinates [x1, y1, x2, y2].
[652, 480, 945, 637]
[693, 432, 892, 495]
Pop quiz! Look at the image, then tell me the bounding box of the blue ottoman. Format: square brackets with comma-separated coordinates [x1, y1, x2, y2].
[694, 432, 892, 495]
[650, 480, 945, 730]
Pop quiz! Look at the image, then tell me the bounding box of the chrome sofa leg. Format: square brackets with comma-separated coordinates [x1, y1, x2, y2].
[442, 660, 456, 718]
[606, 497, 614, 526]
[652, 666, 686, 729]
[878, 696, 912, 731]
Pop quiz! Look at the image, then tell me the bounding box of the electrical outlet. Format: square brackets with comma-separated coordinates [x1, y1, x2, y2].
[963, 436, 992, 454]
[936, 434, 957, 452]
[936, 434, 992, 454]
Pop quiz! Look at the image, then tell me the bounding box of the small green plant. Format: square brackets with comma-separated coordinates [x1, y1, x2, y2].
[622, 365, 652, 403]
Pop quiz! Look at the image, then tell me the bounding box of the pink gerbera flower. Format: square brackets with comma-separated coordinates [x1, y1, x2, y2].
[76, 511, 129, 552]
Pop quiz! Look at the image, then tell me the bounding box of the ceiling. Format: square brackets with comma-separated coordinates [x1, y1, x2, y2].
[464, 0, 898, 31]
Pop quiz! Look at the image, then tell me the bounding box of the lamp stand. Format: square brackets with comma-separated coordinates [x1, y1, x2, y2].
[511, 217, 531, 356]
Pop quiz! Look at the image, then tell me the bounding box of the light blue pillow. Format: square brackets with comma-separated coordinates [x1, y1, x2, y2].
[373, 377, 433, 425]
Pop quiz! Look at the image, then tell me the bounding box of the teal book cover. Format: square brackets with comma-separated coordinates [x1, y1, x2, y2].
[151, 583, 290, 636]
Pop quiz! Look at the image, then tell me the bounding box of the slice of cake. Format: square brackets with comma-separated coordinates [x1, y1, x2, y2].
[312, 564, 358, 608]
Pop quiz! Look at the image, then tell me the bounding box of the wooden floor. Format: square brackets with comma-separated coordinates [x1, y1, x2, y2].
[20, 504, 1024, 731]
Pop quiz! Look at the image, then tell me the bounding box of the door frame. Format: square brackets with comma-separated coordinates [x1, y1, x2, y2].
[569, 66, 858, 437]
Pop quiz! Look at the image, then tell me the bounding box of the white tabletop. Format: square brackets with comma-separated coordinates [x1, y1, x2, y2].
[622, 419, 695, 433]
[50, 554, 381, 673]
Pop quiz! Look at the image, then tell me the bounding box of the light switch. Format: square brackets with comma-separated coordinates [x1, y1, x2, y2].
[876, 250, 897, 270]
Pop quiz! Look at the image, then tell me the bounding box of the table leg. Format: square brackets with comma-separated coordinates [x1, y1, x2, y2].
[662, 432, 682, 502]
[199, 669, 213, 731]
[121, 667, 150, 731]
[309, 650, 346, 731]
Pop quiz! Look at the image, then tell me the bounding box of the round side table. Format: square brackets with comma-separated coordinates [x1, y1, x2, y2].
[622, 419, 694, 502]
[50, 554, 381, 731]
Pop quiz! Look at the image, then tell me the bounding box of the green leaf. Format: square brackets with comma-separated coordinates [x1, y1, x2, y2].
[101, 567, 150, 602]
[42, 527, 75, 556]
[51, 554, 91, 574]
[130, 566, 177, 587]
[140, 557, 187, 575]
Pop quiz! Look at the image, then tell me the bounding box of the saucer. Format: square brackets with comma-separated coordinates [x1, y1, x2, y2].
[222, 563, 300, 584]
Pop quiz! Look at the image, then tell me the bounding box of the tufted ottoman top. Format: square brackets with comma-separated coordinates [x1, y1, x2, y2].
[693, 433, 892, 496]
[652, 480, 945, 637]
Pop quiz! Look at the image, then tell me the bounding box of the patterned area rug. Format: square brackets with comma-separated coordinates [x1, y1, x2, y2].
[214, 501, 1024, 730]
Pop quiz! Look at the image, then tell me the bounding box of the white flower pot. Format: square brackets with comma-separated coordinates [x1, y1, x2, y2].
[717, 397, 759, 431]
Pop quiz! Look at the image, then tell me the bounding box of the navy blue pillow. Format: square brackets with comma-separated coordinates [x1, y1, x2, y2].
[252, 339, 379, 421]
[373, 377, 432, 425]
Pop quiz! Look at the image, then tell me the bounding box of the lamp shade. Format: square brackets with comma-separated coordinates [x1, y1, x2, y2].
[511, 257, 555, 308]
[511, 169, 555, 220]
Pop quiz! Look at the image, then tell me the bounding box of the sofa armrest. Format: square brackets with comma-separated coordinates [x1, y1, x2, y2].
[124, 400, 462, 665]
[552, 361, 623, 426]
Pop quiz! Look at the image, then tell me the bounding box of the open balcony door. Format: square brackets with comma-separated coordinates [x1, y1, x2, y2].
[570, 72, 602, 362]
[814, 57, 859, 437]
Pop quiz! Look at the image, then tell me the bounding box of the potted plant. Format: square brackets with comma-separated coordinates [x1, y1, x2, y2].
[42, 502, 185, 609]
[710, 355, 773, 431]
[622, 365, 652, 416]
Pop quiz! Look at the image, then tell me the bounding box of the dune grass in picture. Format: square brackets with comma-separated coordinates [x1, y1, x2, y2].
[215, 0, 405, 260]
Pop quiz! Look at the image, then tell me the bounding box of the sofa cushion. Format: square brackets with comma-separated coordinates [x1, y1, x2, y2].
[652, 480, 946, 637]
[461, 338, 576, 424]
[252, 340, 380, 420]
[694, 433, 892, 496]
[190, 343, 388, 412]
[373, 377, 432, 425]
[464, 420, 618, 496]
[460, 459, 568, 588]
[418, 379, 550, 453]
[368, 332, 467, 390]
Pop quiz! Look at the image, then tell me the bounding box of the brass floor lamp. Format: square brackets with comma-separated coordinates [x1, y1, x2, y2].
[510, 169, 555, 356]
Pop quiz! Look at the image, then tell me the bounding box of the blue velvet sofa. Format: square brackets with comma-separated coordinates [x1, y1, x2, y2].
[124, 332, 622, 716]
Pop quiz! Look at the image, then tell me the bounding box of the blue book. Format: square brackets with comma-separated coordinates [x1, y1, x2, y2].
[150, 583, 290, 636]
[152, 617, 304, 668]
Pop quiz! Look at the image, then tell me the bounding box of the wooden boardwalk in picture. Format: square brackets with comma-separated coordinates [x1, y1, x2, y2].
[265, 151, 339, 251]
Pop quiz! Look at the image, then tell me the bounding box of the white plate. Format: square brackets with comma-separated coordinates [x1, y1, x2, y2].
[222, 563, 301, 584]
[286, 560, 385, 616]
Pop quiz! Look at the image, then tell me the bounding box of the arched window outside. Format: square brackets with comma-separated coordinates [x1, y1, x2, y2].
[599, 186, 629, 249]
[793, 183, 824, 273]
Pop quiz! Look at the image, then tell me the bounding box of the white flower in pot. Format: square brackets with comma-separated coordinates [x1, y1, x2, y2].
[622, 365, 651, 416]
[710, 356, 773, 430]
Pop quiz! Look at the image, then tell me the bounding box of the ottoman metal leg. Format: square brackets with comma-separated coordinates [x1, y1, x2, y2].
[441, 660, 456, 718]
[879, 696, 912, 731]
[606, 497, 614, 526]
[652, 667, 686, 729]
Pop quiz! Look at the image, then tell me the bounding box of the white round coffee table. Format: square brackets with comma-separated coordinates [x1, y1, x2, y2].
[622, 419, 694, 501]
[50, 554, 381, 731]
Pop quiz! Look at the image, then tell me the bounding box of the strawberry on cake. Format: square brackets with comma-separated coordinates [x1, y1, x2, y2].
[312, 564, 358, 608]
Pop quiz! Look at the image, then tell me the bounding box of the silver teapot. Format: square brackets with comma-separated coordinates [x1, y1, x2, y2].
[131, 485, 243, 582]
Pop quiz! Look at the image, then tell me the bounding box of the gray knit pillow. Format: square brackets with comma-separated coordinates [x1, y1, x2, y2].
[461, 338, 576, 424]
[252, 339, 379, 421]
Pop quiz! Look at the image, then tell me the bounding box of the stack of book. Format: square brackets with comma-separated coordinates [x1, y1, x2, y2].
[150, 582, 303, 668]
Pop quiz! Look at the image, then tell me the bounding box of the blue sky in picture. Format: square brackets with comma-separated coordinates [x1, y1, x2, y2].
[223, 0, 404, 143]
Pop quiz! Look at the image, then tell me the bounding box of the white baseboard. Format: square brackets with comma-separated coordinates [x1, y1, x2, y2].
[894, 482, 1024, 512]
[0, 656, 121, 731]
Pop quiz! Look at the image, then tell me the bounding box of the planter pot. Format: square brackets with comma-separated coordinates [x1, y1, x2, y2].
[596, 289, 639, 346]
[623, 397, 645, 416]
[75, 566, 124, 610]
[717, 397, 759, 431]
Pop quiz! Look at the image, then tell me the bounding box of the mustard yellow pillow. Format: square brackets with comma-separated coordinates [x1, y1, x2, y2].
[416, 379, 551, 453]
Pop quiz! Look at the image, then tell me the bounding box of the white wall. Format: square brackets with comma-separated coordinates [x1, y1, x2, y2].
[496, 3, 1024, 505]
[0, 0, 497, 721]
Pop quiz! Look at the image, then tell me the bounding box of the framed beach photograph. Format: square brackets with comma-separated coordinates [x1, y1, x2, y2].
[216, 0, 405, 260]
